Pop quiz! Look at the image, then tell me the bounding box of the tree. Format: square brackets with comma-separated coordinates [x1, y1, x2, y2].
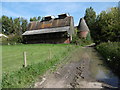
[30, 16, 41, 22]
[20, 18, 28, 33]
[84, 7, 96, 30]
[93, 7, 120, 43]
[84, 7, 96, 41]
[13, 18, 21, 35]
[2, 15, 14, 35]
[38, 16, 41, 21]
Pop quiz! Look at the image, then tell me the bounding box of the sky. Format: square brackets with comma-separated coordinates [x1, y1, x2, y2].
[1, 2, 118, 26]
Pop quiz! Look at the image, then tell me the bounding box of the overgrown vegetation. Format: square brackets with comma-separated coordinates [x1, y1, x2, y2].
[71, 32, 92, 46]
[1, 35, 23, 45]
[96, 42, 120, 76]
[2, 44, 77, 88]
[84, 6, 120, 44]
[84, 4, 120, 77]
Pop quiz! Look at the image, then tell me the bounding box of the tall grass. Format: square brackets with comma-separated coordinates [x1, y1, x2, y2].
[2, 44, 77, 88]
[96, 42, 120, 76]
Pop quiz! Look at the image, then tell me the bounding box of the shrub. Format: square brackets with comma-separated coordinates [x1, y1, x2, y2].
[2, 34, 23, 45]
[71, 34, 92, 46]
[96, 42, 120, 76]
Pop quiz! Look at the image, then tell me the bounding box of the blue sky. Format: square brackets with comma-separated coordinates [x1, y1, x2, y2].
[2, 2, 118, 25]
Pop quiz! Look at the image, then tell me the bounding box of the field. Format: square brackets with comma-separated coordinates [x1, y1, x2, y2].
[2, 44, 75, 72]
[2, 44, 77, 88]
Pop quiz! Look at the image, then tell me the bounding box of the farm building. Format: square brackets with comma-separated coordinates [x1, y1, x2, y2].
[22, 13, 74, 44]
[77, 18, 90, 38]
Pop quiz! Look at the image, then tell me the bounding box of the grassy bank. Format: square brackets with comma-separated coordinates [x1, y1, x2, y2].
[2, 44, 77, 88]
[96, 42, 120, 76]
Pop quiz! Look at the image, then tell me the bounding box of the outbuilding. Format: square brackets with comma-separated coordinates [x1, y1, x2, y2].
[22, 13, 74, 44]
[77, 18, 90, 38]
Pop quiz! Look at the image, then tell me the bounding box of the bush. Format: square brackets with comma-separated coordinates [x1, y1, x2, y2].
[96, 42, 120, 76]
[71, 35, 79, 45]
[71, 34, 92, 46]
[2, 34, 23, 45]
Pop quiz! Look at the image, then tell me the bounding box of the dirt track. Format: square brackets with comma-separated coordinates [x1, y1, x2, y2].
[34, 47, 116, 88]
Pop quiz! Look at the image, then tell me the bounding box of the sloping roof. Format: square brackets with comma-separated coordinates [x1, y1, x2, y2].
[78, 18, 89, 31]
[22, 26, 70, 36]
[28, 16, 72, 30]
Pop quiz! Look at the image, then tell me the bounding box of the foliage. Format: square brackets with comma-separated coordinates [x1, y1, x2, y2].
[2, 44, 76, 88]
[2, 35, 23, 45]
[71, 34, 92, 46]
[84, 7, 96, 30]
[71, 35, 80, 45]
[1, 16, 28, 35]
[96, 42, 120, 76]
[1, 15, 41, 43]
[84, 7, 96, 40]
[1, 16, 14, 35]
[84, 6, 120, 44]
[30, 16, 41, 21]
[86, 32, 91, 41]
[91, 7, 120, 44]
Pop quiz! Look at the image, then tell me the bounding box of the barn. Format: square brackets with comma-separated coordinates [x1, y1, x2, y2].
[77, 18, 90, 38]
[22, 13, 74, 44]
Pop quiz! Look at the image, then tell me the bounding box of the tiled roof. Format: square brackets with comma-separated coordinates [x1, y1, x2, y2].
[78, 18, 89, 31]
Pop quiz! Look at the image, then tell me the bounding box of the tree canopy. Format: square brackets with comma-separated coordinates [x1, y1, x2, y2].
[84, 6, 120, 44]
[93, 7, 120, 43]
[1, 16, 28, 36]
[84, 7, 96, 30]
[30, 16, 41, 22]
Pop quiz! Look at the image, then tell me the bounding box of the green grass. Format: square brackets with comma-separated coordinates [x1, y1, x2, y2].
[2, 44, 73, 73]
[2, 44, 77, 88]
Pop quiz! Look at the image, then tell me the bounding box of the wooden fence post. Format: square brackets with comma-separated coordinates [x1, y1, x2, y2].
[23, 51, 27, 67]
[49, 48, 51, 60]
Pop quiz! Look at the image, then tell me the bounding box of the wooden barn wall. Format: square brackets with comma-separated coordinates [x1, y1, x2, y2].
[23, 32, 70, 44]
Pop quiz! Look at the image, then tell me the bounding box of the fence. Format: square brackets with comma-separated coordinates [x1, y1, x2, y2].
[2, 45, 76, 73]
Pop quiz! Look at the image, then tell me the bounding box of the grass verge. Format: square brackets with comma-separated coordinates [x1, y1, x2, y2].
[2, 44, 77, 88]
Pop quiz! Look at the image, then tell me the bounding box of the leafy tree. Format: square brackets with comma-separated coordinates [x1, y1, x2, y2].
[13, 18, 21, 35]
[84, 7, 96, 30]
[30, 16, 41, 21]
[93, 7, 120, 43]
[20, 18, 28, 33]
[2, 15, 14, 35]
[38, 16, 41, 21]
[84, 7, 96, 41]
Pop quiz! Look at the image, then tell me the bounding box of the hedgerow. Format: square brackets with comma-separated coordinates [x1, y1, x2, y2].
[96, 42, 120, 76]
